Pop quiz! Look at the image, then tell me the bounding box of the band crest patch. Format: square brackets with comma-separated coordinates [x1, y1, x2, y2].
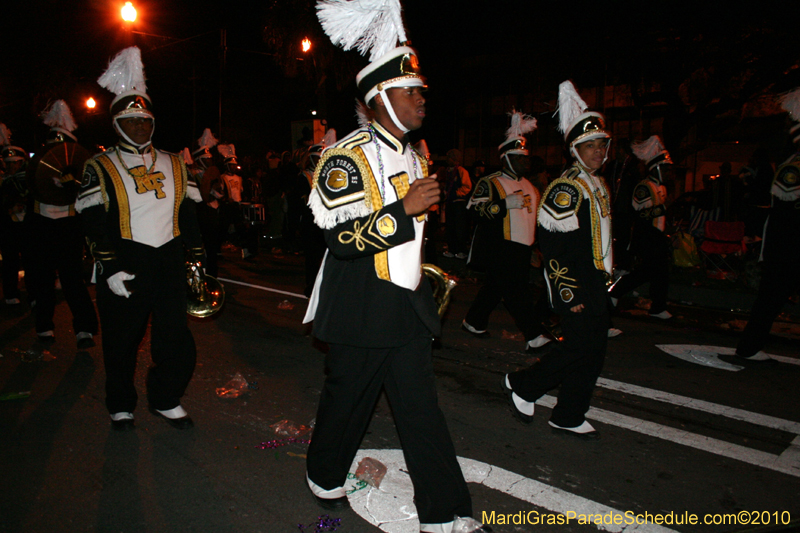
[489, 204, 500, 215]
[542, 182, 580, 219]
[634, 185, 649, 200]
[315, 148, 363, 195]
[559, 288, 574, 302]
[376, 214, 397, 237]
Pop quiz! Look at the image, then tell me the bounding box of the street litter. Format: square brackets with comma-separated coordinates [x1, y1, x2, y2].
[278, 300, 294, 310]
[0, 391, 31, 401]
[256, 437, 310, 449]
[297, 514, 341, 532]
[270, 419, 312, 437]
[501, 330, 524, 341]
[354, 457, 387, 488]
[215, 372, 249, 398]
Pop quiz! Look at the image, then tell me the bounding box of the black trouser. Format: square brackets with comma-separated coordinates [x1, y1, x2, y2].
[0, 219, 32, 301]
[508, 309, 608, 428]
[96, 238, 196, 414]
[196, 203, 221, 278]
[465, 240, 544, 341]
[737, 258, 800, 357]
[445, 201, 469, 255]
[610, 227, 670, 313]
[28, 214, 98, 336]
[306, 336, 472, 524]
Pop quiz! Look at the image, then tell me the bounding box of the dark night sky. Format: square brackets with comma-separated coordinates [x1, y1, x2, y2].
[3, 1, 795, 159]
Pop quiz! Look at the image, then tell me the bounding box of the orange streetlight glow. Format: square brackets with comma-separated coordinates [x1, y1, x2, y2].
[121, 2, 137, 22]
[302, 38, 311, 53]
[86, 97, 97, 109]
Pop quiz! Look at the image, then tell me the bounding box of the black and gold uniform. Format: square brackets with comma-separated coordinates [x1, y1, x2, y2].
[76, 46, 204, 429]
[503, 80, 613, 439]
[302, 46, 474, 529]
[734, 152, 800, 360]
[463, 110, 545, 347]
[77, 141, 204, 416]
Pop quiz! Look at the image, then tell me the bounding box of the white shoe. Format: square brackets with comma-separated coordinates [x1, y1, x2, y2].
[607, 328, 623, 338]
[527, 334, 552, 349]
[442, 251, 455, 258]
[650, 310, 672, 319]
[549, 420, 599, 439]
[110, 412, 134, 421]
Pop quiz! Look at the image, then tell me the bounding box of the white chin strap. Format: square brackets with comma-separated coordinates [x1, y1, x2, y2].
[502, 153, 518, 177]
[113, 117, 155, 149]
[379, 89, 410, 134]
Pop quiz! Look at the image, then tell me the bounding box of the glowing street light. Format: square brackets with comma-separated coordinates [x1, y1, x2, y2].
[86, 97, 97, 109]
[301, 37, 311, 53]
[121, 2, 137, 23]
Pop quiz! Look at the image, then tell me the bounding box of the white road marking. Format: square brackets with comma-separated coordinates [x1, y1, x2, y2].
[596, 378, 800, 434]
[655, 344, 799, 370]
[347, 449, 677, 533]
[535, 395, 800, 478]
[216, 277, 308, 299]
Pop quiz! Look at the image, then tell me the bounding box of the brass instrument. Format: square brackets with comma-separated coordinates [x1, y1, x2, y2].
[422, 263, 456, 317]
[186, 262, 225, 318]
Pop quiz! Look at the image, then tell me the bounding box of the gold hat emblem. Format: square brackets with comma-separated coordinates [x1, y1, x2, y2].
[786, 171, 798, 185]
[326, 169, 348, 191]
[376, 214, 397, 237]
[554, 191, 572, 207]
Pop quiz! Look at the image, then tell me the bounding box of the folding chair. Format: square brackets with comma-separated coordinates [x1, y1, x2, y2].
[699, 221, 746, 280]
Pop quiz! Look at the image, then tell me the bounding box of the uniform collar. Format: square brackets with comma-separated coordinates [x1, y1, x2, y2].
[370, 120, 408, 154]
[118, 141, 153, 156]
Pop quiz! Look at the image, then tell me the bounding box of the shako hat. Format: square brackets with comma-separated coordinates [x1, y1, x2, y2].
[98, 47, 154, 121]
[779, 87, 800, 143]
[557, 80, 611, 149]
[42, 100, 78, 144]
[317, 0, 425, 133]
[631, 135, 673, 171]
[499, 109, 537, 157]
[193, 128, 219, 160]
[0, 124, 27, 163]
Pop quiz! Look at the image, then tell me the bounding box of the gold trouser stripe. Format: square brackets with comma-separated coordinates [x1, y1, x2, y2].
[170, 154, 184, 237]
[96, 154, 132, 240]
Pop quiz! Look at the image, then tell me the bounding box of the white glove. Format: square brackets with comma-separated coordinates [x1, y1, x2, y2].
[506, 193, 524, 209]
[107, 271, 135, 298]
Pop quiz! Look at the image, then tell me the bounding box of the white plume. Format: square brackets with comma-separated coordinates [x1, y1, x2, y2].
[98, 46, 148, 96]
[42, 100, 78, 132]
[631, 135, 666, 162]
[217, 144, 236, 160]
[321, 128, 337, 148]
[181, 147, 194, 165]
[506, 109, 538, 139]
[317, 0, 407, 61]
[779, 87, 800, 122]
[355, 98, 373, 127]
[198, 128, 218, 150]
[0, 124, 11, 146]
[556, 80, 588, 135]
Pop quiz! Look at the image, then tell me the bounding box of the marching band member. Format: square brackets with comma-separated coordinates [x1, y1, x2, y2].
[28, 100, 98, 347]
[462, 110, 549, 351]
[303, 1, 489, 530]
[503, 81, 614, 440]
[76, 47, 204, 431]
[609, 135, 674, 319]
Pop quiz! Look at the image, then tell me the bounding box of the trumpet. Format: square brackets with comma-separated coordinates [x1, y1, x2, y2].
[422, 263, 456, 317]
[186, 262, 225, 318]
